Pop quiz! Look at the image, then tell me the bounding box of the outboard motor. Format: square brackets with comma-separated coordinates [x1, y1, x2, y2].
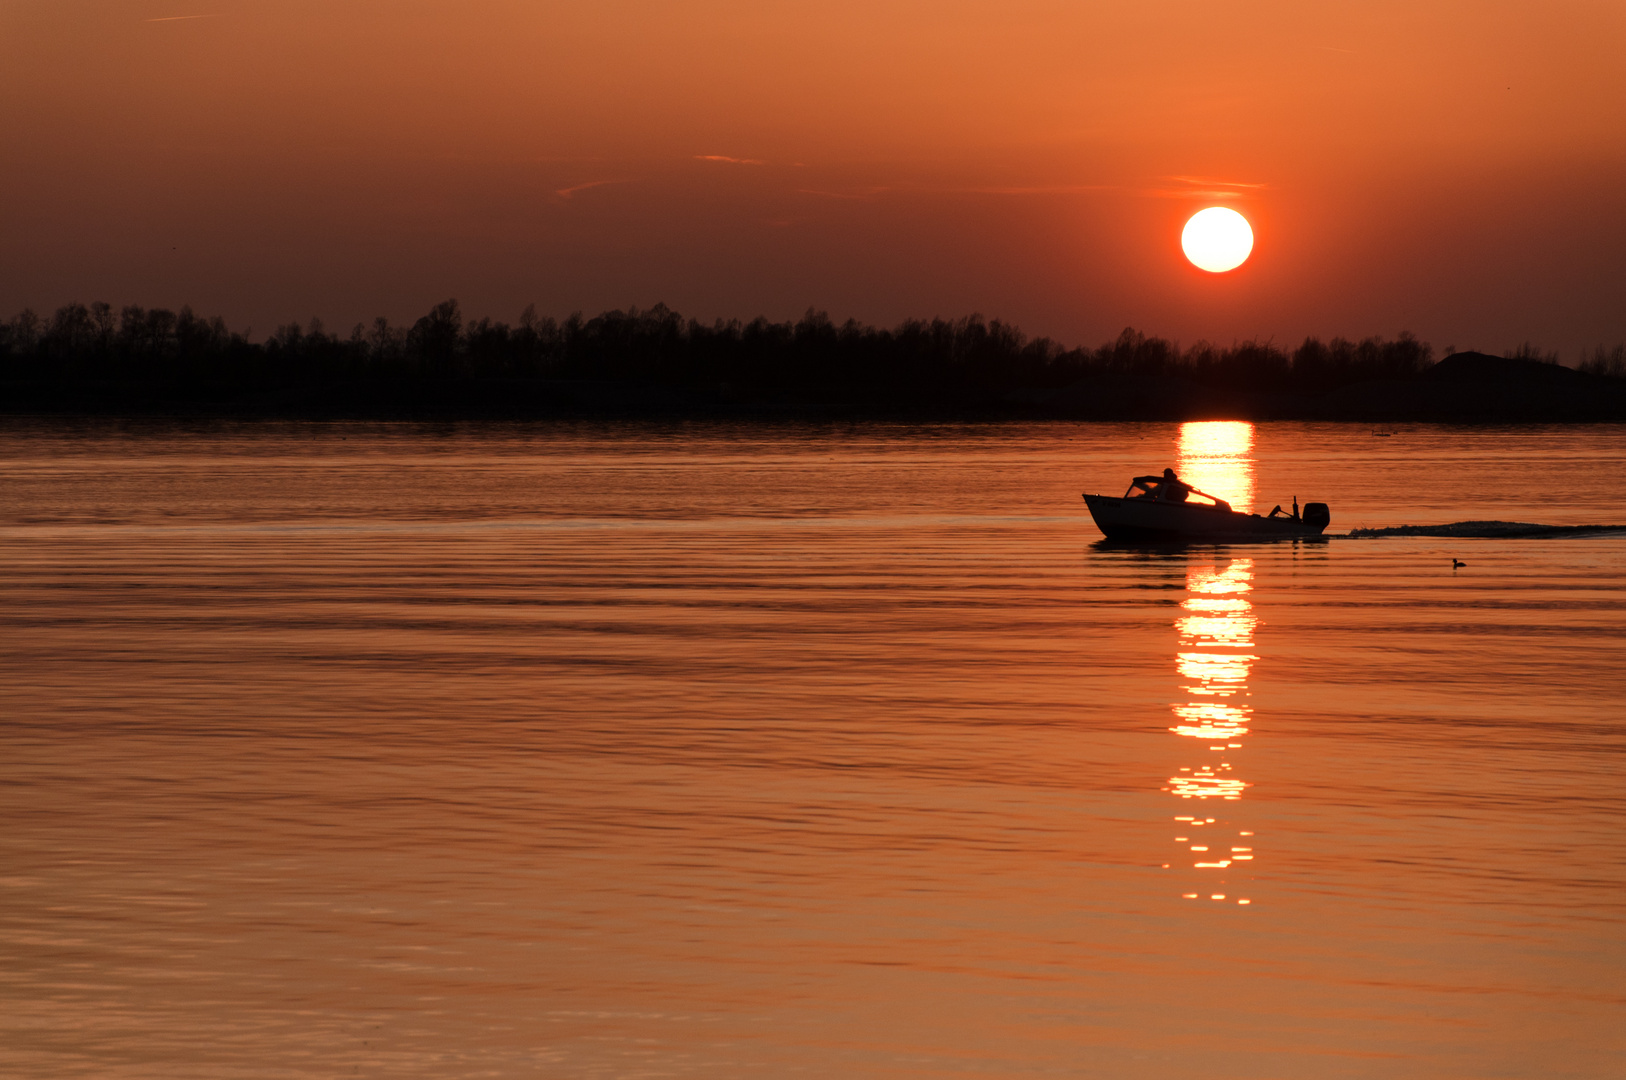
[1302, 502, 1330, 532]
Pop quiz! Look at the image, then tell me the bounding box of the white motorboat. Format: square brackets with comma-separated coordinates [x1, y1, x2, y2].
[1083, 473, 1329, 541]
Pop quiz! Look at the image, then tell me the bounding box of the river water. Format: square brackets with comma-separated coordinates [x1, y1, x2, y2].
[1, 421, 1623, 1078]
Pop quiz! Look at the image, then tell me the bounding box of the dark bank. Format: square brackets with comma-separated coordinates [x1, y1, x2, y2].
[4, 299, 1624, 422]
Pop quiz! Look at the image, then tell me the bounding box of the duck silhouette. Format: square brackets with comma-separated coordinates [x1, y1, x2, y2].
[1452, 558, 1467, 569]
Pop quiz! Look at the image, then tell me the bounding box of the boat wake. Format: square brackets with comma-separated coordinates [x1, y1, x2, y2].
[1346, 521, 1626, 539]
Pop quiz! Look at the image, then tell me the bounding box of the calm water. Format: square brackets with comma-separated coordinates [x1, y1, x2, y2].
[1, 421, 1623, 1079]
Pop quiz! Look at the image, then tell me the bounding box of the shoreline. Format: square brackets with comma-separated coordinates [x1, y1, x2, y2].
[5, 376, 1625, 424]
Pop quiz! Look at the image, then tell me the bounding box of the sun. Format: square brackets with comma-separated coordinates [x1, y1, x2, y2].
[1181, 207, 1254, 273]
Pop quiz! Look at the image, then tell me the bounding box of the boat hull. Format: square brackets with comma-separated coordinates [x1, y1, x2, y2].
[1083, 494, 1327, 541]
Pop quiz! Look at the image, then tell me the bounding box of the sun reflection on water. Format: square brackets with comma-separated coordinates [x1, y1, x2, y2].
[1177, 421, 1254, 513]
[1165, 555, 1258, 903]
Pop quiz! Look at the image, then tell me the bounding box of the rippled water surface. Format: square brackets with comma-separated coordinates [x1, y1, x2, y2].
[2, 421, 1623, 1079]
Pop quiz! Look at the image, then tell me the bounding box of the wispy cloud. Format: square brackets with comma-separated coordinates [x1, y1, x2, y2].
[1165, 176, 1268, 189]
[554, 179, 633, 199]
[1144, 175, 1268, 199]
[146, 14, 224, 21]
[695, 155, 767, 166]
[957, 184, 1110, 196]
[797, 182, 1107, 201]
[1147, 188, 1247, 199]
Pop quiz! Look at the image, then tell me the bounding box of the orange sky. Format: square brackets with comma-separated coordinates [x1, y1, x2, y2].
[4, 0, 1624, 354]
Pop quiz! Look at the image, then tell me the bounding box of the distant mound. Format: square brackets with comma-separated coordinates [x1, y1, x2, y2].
[1346, 520, 1626, 539]
[1310, 351, 1626, 422]
[1423, 351, 1601, 387]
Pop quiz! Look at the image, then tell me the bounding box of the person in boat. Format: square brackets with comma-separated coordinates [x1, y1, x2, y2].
[1127, 468, 1194, 502]
[1155, 467, 1193, 503]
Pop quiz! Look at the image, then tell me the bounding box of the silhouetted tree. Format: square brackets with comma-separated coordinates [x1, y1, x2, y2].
[1580, 344, 1626, 379]
[409, 299, 462, 372]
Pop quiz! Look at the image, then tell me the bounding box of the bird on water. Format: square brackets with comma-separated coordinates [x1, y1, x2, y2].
[1452, 559, 1467, 569]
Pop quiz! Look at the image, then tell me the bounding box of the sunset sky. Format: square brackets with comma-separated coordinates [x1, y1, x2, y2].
[4, 0, 1623, 355]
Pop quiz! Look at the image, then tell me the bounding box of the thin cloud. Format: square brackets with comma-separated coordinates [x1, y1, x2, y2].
[957, 184, 1110, 196]
[798, 182, 1106, 200]
[146, 14, 225, 21]
[1145, 188, 1249, 199]
[695, 155, 767, 166]
[554, 179, 633, 199]
[1164, 176, 1268, 189]
[1145, 176, 1268, 199]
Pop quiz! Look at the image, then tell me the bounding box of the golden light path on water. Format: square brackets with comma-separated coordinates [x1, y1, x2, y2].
[1168, 421, 1257, 904]
[1177, 420, 1254, 513]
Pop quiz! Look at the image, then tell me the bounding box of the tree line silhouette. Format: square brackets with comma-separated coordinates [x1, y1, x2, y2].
[0, 298, 1461, 403]
[4, 298, 1623, 418]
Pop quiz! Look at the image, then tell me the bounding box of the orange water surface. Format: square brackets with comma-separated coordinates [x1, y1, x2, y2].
[1, 421, 1623, 1078]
